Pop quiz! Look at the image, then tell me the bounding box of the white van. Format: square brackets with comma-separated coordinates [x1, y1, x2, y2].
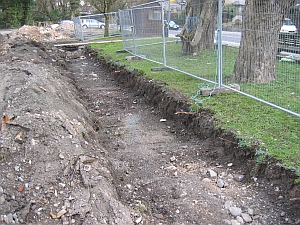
[280, 18, 297, 34]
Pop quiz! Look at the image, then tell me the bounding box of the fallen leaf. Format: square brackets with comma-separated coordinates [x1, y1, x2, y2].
[18, 185, 24, 192]
[1, 115, 11, 134]
[2, 115, 11, 122]
[15, 131, 24, 143]
[70, 181, 75, 187]
[50, 212, 57, 219]
[56, 209, 67, 218]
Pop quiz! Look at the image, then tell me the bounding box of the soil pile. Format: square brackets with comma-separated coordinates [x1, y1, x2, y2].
[7, 23, 75, 42]
[0, 35, 133, 224]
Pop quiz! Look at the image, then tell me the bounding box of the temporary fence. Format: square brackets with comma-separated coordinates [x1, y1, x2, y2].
[118, 1, 167, 64]
[74, 12, 121, 40]
[118, 0, 300, 118]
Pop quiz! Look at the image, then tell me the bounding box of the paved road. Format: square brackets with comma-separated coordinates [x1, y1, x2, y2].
[169, 29, 242, 46]
[0, 29, 17, 35]
[220, 31, 241, 46]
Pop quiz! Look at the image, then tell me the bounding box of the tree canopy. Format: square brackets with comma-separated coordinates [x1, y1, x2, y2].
[0, 0, 148, 28]
[0, 0, 35, 27]
[0, 0, 81, 28]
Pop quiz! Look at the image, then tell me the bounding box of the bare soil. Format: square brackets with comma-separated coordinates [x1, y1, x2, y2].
[0, 27, 299, 225]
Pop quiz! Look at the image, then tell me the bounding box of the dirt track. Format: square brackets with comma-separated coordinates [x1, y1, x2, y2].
[0, 28, 299, 225]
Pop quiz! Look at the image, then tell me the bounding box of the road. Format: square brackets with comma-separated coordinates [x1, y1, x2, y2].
[0, 29, 17, 35]
[169, 29, 242, 46]
[1, 27, 242, 47]
[220, 31, 241, 46]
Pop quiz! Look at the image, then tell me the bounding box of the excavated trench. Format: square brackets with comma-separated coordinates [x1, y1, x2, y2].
[66, 45, 300, 224]
[0, 35, 299, 224]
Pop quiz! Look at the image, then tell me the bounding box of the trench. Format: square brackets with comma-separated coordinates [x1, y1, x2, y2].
[60, 45, 300, 224]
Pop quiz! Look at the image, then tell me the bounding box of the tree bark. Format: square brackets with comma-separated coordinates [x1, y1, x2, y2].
[104, 14, 110, 37]
[233, 0, 295, 83]
[177, 0, 220, 55]
[89, 0, 116, 37]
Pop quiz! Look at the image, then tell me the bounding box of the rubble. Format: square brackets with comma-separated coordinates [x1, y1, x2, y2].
[13, 23, 75, 42]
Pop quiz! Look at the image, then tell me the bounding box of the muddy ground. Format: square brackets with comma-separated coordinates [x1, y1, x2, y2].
[0, 27, 299, 225]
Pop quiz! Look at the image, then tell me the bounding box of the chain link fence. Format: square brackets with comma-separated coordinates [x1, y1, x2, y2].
[118, 0, 300, 118]
[222, 1, 300, 117]
[119, 1, 167, 64]
[74, 12, 121, 41]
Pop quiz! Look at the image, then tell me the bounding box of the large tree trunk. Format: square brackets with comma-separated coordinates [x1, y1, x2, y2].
[104, 14, 110, 37]
[177, 0, 220, 55]
[89, 0, 116, 37]
[233, 0, 295, 83]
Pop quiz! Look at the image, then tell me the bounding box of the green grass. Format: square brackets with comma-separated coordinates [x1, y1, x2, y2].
[89, 39, 300, 181]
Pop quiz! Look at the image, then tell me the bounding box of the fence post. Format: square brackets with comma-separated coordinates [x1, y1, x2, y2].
[118, 11, 122, 40]
[130, 8, 137, 56]
[162, 0, 167, 68]
[217, 0, 223, 88]
[79, 16, 84, 41]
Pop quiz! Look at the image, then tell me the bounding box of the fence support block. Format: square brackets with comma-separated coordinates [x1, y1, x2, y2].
[125, 56, 143, 61]
[116, 50, 127, 53]
[151, 66, 178, 71]
[201, 84, 240, 96]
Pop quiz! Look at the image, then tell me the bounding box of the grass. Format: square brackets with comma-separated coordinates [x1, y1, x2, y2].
[89, 38, 300, 182]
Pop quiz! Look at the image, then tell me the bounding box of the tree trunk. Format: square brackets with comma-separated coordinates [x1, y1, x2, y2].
[104, 14, 110, 37]
[89, 0, 117, 37]
[233, 0, 295, 83]
[177, 0, 220, 55]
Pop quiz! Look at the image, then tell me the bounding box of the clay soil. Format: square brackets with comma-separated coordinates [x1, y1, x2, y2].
[0, 27, 299, 225]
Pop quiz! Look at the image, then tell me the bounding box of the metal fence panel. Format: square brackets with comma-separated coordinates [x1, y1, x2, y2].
[74, 12, 121, 41]
[118, 0, 300, 117]
[118, 9, 135, 53]
[222, 2, 300, 117]
[74, 16, 83, 40]
[165, 0, 220, 84]
[119, 1, 165, 63]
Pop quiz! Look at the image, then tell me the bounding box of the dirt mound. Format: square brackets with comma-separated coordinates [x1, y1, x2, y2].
[52, 23, 75, 39]
[0, 35, 133, 224]
[9, 24, 75, 42]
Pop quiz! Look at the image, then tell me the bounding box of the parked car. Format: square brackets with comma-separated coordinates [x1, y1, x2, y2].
[280, 18, 297, 34]
[164, 20, 179, 30]
[58, 20, 74, 25]
[81, 19, 105, 29]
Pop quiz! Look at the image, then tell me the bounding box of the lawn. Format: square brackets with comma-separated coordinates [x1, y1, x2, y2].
[89, 38, 300, 182]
